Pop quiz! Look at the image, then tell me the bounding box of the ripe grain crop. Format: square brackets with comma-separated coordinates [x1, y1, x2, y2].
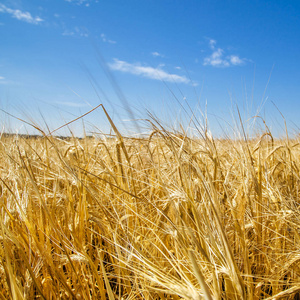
[1, 113, 300, 299]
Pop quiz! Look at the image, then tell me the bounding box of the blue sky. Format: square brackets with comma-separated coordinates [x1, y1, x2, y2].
[1, 0, 300, 136]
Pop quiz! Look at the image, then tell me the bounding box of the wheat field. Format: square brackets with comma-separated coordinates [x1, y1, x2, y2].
[1, 111, 300, 299]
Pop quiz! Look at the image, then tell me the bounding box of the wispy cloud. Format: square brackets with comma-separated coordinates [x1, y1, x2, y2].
[151, 51, 164, 58]
[109, 58, 193, 84]
[0, 76, 12, 85]
[204, 48, 230, 67]
[0, 4, 43, 24]
[209, 39, 217, 50]
[62, 30, 74, 36]
[203, 39, 245, 67]
[62, 26, 89, 37]
[65, 0, 98, 6]
[100, 33, 116, 44]
[229, 55, 244, 65]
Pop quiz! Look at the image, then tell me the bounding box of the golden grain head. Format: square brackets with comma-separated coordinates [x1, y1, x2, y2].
[0, 117, 300, 299]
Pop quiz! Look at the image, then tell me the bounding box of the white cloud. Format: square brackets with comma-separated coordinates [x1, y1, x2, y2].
[204, 48, 230, 67]
[0, 76, 11, 85]
[109, 59, 192, 84]
[229, 55, 244, 66]
[65, 0, 97, 6]
[175, 66, 181, 70]
[151, 52, 164, 58]
[62, 29, 75, 36]
[65, 0, 83, 4]
[203, 40, 245, 67]
[100, 33, 105, 41]
[100, 33, 116, 44]
[209, 39, 216, 50]
[0, 4, 43, 24]
[62, 27, 88, 37]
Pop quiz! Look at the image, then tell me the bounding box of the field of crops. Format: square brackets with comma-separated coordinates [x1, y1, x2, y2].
[1, 117, 300, 299]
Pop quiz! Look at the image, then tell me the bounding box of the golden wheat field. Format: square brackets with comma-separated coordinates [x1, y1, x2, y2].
[1, 115, 300, 299]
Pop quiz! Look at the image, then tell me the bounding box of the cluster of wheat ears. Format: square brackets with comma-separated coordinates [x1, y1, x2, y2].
[0, 107, 300, 299]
